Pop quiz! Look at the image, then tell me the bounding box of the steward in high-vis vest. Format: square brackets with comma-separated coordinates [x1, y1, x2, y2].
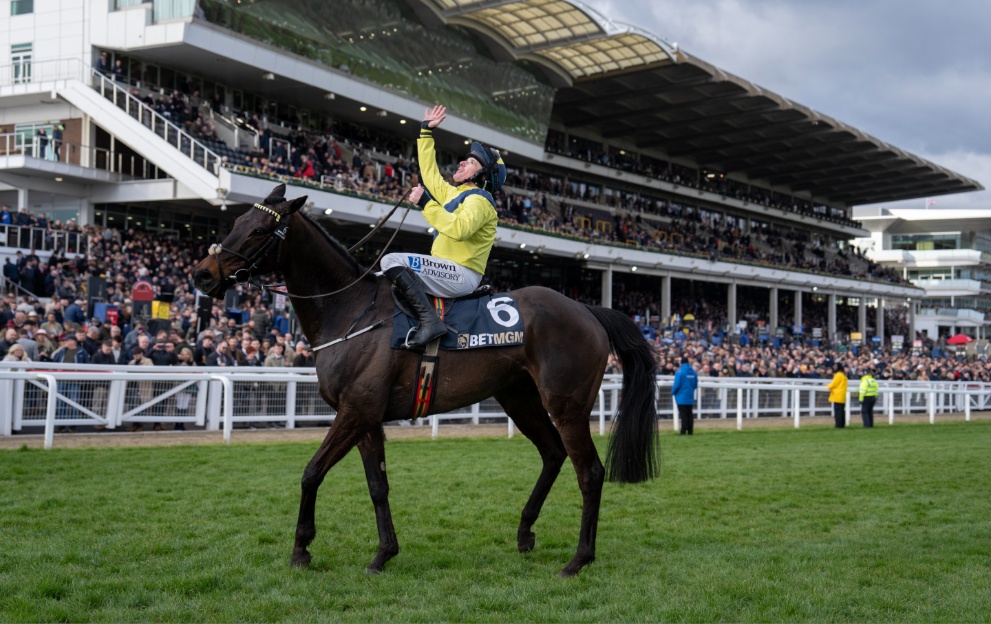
[381, 104, 505, 352]
[858, 369, 879, 428]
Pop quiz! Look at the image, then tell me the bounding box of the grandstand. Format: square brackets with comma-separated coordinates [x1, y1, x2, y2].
[0, 0, 982, 345]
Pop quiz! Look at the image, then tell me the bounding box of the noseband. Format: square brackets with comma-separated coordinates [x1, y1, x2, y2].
[209, 202, 289, 286]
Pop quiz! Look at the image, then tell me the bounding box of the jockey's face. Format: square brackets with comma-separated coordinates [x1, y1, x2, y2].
[453, 156, 483, 184]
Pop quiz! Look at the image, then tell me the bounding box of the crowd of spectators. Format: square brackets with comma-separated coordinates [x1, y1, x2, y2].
[545, 129, 857, 229]
[87, 49, 904, 286]
[652, 337, 991, 384]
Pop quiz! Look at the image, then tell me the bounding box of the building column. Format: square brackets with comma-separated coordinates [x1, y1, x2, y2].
[16, 188, 28, 210]
[793, 289, 802, 329]
[876, 298, 885, 345]
[908, 301, 916, 340]
[661, 276, 671, 323]
[769, 286, 779, 335]
[828, 294, 837, 342]
[727, 282, 737, 330]
[858, 298, 867, 337]
[601, 266, 613, 309]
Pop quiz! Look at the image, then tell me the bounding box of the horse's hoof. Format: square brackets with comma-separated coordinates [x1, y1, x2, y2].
[290, 552, 312, 568]
[365, 564, 383, 575]
[518, 531, 536, 553]
[558, 567, 578, 578]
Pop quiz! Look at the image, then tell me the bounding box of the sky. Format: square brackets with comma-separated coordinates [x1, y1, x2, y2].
[589, 0, 991, 211]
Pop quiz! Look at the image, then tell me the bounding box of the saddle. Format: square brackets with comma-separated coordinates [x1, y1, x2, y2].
[389, 284, 492, 319]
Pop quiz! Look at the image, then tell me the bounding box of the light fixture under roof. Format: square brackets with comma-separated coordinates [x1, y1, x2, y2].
[360, 106, 367, 112]
[262, 72, 275, 81]
[324, 208, 333, 215]
[399, 119, 407, 125]
[324, 92, 335, 100]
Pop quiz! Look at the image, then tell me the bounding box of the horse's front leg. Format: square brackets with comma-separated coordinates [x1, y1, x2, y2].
[357, 425, 399, 573]
[291, 418, 369, 568]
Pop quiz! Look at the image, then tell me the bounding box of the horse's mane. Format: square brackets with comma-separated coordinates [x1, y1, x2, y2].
[297, 211, 367, 276]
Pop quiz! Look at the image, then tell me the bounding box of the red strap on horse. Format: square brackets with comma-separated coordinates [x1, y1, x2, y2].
[411, 297, 446, 420]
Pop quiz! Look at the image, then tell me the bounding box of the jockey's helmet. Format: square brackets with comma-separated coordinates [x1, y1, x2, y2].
[465, 141, 506, 193]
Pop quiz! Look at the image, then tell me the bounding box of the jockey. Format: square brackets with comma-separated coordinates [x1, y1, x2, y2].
[382, 104, 505, 351]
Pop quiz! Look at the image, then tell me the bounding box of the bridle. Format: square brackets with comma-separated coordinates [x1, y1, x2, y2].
[208, 202, 290, 287]
[207, 188, 413, 300]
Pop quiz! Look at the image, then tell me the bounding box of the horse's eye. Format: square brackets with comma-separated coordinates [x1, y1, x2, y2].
[252, 228, 265, 237]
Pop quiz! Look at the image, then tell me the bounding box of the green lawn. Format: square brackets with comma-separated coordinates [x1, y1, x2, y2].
[1, 422, 989, 622]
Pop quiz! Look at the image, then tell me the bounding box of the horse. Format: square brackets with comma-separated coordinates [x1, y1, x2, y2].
[192, 184, 659, 577]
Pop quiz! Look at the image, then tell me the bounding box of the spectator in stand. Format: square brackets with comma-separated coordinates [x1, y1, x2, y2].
[96, 51, 111, 77]
[0, 326, 18, 357]
[3, 257, 18, 293]
[173, 347, 196, 430]
[194, 333, 216, 365]
[3, 342, 31, 363]
[16, 327, 39, 362]
[127, 346, 154, 431]
[826, 362, 849, 429]
[34, 329, 56, 361]
[91, 340, 120, 365]
[64, 299, 86, 327]
[206, 340, 234, 367]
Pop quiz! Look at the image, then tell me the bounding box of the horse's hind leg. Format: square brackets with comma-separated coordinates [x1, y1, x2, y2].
[552, 410, 606, 577]
[291, 418, 369, 568]
[494, 383, 567, 554]
[356, 425, 399, 574]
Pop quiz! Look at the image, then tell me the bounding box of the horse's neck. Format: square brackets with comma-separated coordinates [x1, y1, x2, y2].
[279, 217, 378, 345]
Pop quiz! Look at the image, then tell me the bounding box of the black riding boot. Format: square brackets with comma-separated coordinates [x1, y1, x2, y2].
[385, 266, 448, 351]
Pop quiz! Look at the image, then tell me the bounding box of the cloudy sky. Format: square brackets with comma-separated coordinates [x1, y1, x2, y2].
[589, 0, 990, 210]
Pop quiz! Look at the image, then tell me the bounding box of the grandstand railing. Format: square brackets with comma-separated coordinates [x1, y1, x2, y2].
[1, 363, 985, 449]
[0, 58, 87, 87]
[0, 132, 165, 181]
[0, 223, 89, 256]
[88, 68, 222, 176]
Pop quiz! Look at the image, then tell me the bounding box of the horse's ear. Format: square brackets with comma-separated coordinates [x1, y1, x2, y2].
[265, 184, 287, 204]
[288, 195, 307, 214]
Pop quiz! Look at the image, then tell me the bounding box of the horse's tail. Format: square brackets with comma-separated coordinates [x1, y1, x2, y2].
[585, 305, 659, 484]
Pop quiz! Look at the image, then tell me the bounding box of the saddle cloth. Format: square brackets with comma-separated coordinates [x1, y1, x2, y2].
[391, 292, 525, 350]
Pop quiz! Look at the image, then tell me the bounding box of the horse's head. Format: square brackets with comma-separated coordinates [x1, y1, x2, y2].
[192, 183, 307, 298]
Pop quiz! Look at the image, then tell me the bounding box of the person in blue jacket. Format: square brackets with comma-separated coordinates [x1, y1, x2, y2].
[672, 357, 699, 435]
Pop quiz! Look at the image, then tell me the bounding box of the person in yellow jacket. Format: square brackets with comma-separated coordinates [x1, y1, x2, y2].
[381, 105, 504, 351]
[826, 362, 848, 428]
[858, 368, 879, 428]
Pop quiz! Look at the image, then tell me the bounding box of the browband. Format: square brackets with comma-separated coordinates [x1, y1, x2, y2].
[253, 202, 281, 222]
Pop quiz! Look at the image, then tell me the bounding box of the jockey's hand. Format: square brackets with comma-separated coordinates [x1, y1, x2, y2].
[423, 105, 446, 129]
[408, 185, 426, 205]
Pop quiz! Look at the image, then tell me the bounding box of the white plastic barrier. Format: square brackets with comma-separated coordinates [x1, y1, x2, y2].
[1, 363, 987, 448]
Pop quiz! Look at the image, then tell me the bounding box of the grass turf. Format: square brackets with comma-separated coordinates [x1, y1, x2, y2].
[1, 421, 989, 622]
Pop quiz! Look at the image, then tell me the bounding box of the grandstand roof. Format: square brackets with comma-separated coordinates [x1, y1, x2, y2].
[407, 0, 982, 207]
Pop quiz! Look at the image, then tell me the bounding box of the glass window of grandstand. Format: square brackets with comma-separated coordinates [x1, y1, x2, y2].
[142, 64, 159, 89]
[11, 43, 31, 83]
[11, 0, 33, 15]
[908, 268, 954, 280]
[892, 233, 960, 251]
[96, 205, 217, 240]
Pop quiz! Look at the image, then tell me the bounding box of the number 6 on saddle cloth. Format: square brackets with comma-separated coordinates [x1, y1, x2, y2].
[391, 290, 525, 351]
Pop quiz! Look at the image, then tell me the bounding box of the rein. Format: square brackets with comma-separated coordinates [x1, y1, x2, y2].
[211, 187, 413, 300]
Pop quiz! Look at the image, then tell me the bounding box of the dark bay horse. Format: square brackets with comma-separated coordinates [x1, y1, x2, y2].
[192, 184, 659, 577]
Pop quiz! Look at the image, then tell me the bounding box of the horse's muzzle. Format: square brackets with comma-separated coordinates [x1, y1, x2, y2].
[192, 266, 223, 297]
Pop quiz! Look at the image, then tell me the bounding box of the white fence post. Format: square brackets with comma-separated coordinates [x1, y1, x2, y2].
[736, 388, 743, 431]
[212, 375, 234, 444]
[38, 374, 57, 450]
